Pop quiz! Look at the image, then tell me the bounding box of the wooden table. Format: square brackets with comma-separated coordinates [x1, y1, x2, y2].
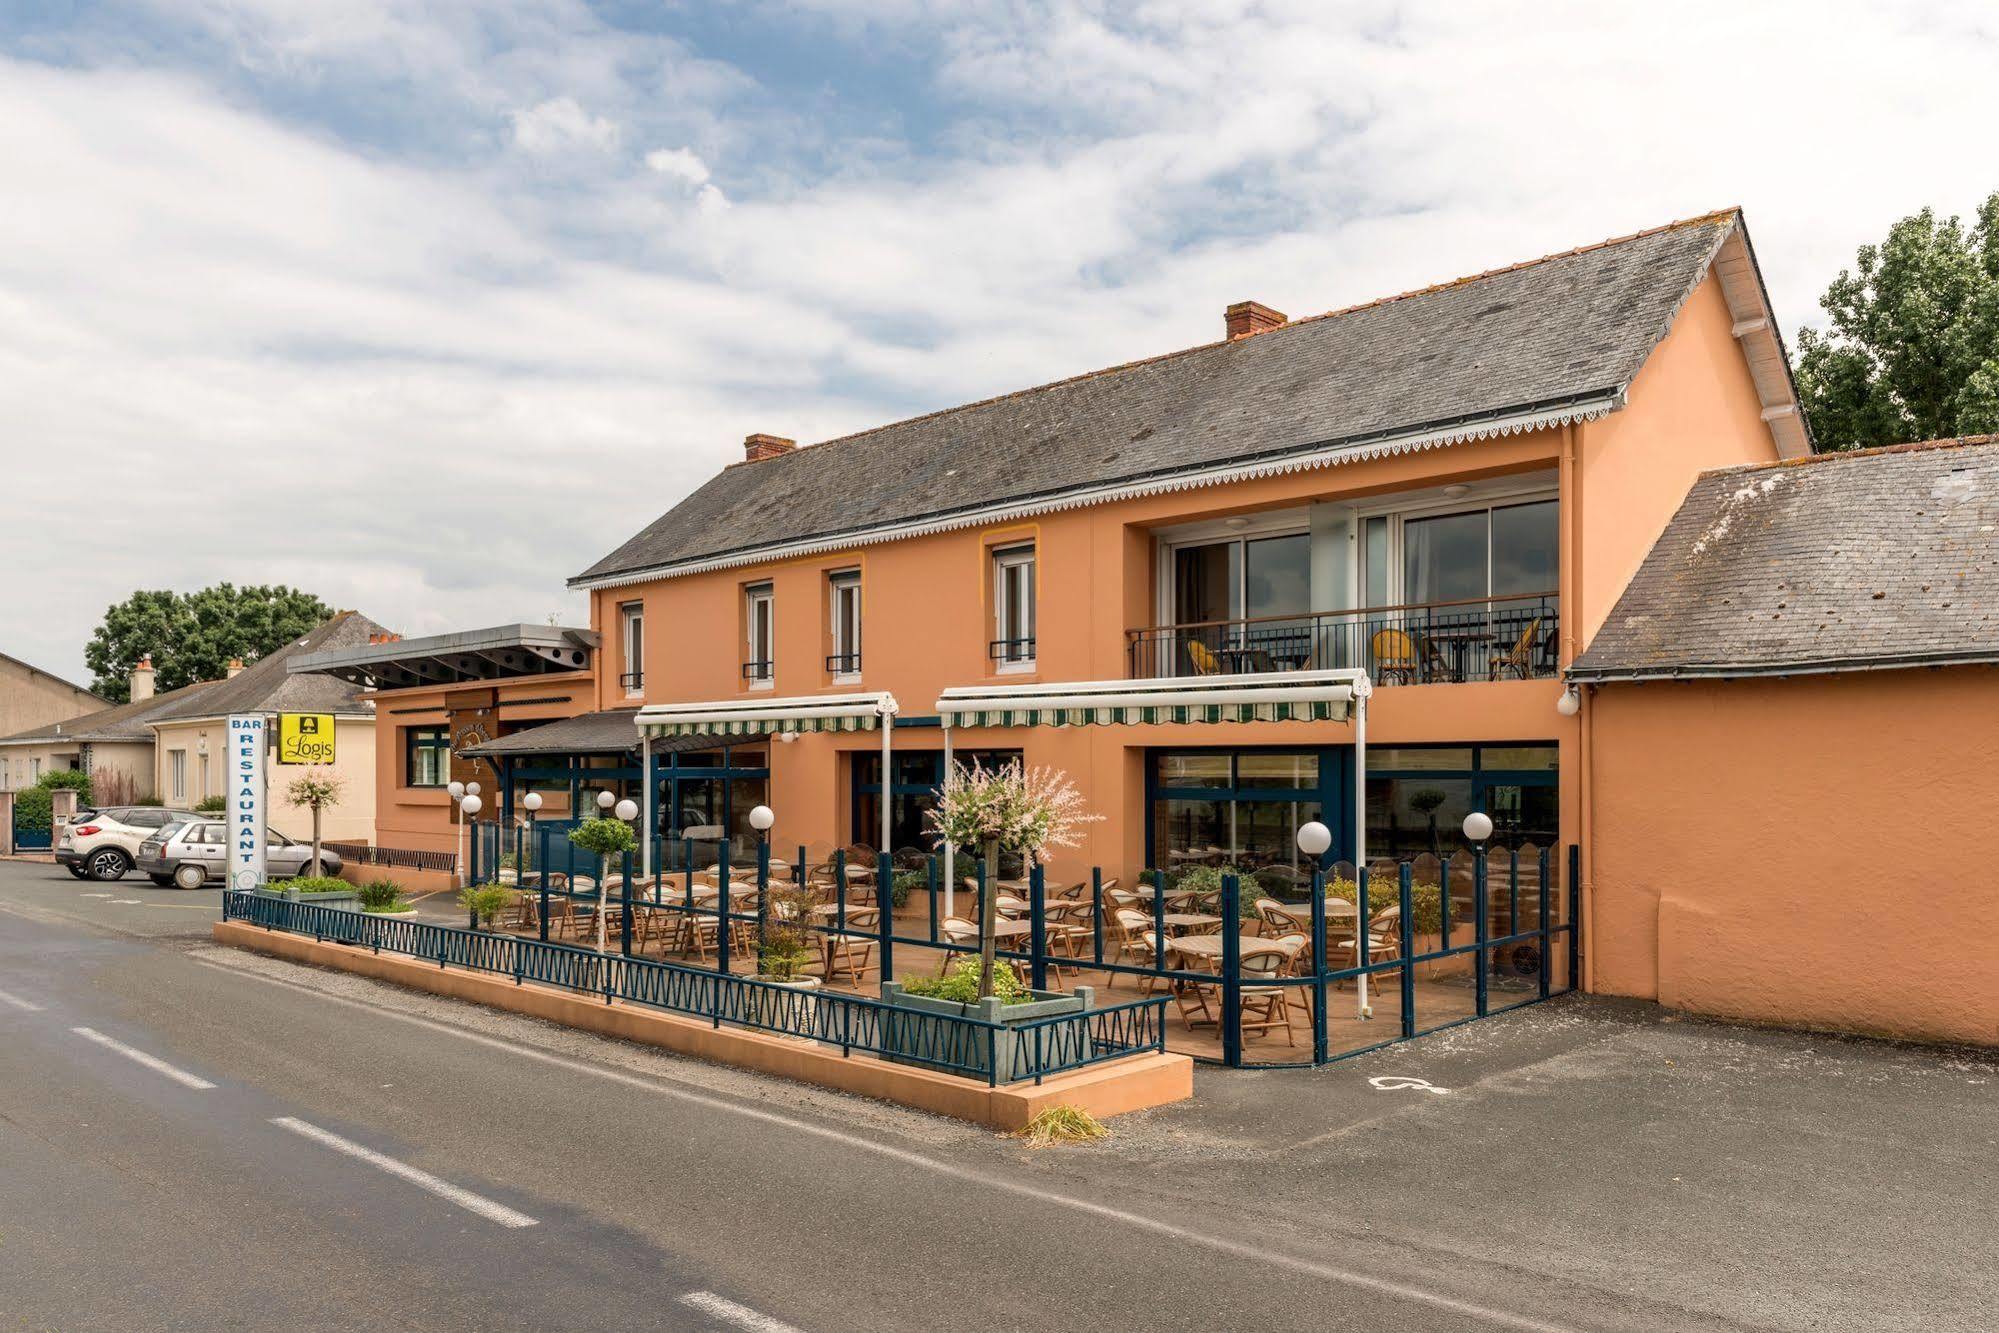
[1165, 933, 1265, 964]
[1159, 912, 1223, 934]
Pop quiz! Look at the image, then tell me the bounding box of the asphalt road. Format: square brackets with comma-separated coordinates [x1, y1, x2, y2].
[1, 856, 1992, 1332]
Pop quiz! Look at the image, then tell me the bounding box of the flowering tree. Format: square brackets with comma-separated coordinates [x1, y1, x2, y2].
[283, 769, 346, 875]
[925, 759, 1101, 999]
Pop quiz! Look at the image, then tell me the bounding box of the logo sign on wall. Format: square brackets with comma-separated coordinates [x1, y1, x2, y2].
[227, 714, 267, 891]
[277, 712, 337, 765]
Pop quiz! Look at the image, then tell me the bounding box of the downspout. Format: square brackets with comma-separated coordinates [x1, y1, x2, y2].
[1561, 419, 1597, 993]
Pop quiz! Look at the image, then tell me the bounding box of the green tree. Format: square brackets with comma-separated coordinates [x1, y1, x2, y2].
[85, 583, 334, 702]
[1794, 191, 1999, 449]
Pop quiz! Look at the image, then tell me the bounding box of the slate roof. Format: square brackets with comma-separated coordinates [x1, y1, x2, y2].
[0, 677, 222, 745]
[1569, 437, 1999, 681]
[0, 651, 107, 705]
[147, 611, 388, 721]
[458, 709, 723, 758]
[577, 209, 1778, 587]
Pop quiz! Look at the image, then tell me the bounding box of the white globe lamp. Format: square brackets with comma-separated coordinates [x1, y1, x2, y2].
[447, 780, 465, 801]
[1556, 686, 1581, 717]
[460, 794, 482, 817]
[1462, 811, 1494, 844]
[1295, 821, 1333, 859]
[614, 798, 638, 822]
[466, 781, 481, 797]
[749, 805, 776, 833]
[597, 789, 615, 812]
[522, 791, 542, 813]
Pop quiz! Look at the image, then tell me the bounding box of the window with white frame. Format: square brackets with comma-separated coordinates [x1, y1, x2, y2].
[619, 601, 645, 694]
[168, 749, 186, 803]
[992, 543, 1036, 669]
[198, 752, 210, 802]
[827, 570, 862, 679]
[744, 583, 774, 687]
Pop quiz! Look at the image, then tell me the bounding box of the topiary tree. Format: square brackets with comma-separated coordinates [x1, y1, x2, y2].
[284, 769, 346, 876]
[568, 816, 637, 953]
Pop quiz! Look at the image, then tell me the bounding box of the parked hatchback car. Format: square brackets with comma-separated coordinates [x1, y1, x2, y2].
[136, 820, 342, 890]
[57, 806, 198, 882]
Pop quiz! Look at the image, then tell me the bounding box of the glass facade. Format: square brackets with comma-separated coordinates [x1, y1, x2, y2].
[853, 749, 1021, 852]
[1148, 749, 1333, 883]
[1364, 744, 1559, 859]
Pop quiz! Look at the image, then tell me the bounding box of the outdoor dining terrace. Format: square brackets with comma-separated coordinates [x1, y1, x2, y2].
[472, 830, 1578, 1068]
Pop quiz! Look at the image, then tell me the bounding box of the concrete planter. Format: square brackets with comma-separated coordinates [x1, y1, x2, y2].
[253, 886, 361, 912]
[880, 982, 1094, 1084]
[749, 975, 821, 1040]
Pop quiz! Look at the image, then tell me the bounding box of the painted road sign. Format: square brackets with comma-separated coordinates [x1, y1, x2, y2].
[278, 712, 336, 765]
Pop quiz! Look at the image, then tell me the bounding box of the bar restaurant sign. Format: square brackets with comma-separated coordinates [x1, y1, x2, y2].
[228, 714, 267, 891]
[277, 712, 337, 765]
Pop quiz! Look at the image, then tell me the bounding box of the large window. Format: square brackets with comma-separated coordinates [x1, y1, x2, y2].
[168, 749, 186, 803]
[1149, 749, 1328, 886]
[744, 583, 774, 687]
[1364, 744, 1558, 860]
[1362, 498, 1558, 610]
[853, 750, 1021, 853]
[405, 726, 451, 787]
[992, 544, 1036, 670]
[620, 602, 644, 695]
[827, 570, 862, 679]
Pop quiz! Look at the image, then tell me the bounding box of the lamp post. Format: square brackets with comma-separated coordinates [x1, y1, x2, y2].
[448, 781, 466, 887]
[749, 804, 775, 955]
[459, 793, 482, 888]
[521, 790, 541, 886]
[1463, 811, 1493, 1014]
[1297, 821, 1333, 1058]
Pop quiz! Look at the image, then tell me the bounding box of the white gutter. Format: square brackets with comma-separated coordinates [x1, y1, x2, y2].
[572, 398, 1622, 592]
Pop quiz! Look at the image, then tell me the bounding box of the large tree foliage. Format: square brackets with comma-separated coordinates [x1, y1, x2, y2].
[1793, 192, 1999, 449]
[85, 584, 334, 702]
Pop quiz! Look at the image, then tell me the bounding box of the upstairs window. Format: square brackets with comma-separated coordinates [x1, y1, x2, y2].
[743, 583, 774, 688]
[406, 726, 451, 788]
[992, 543, 1036, 670]
[619, 601, 645, 695]
[827, 570, 862, 680]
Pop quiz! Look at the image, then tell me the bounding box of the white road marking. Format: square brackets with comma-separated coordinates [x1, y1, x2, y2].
[679, 1292, 804, 1333]
[70, 1026, 217, 1089]
[110, 899, 142, 905]
[1370, 1075, 1450, 1095]
[270, 1116, 538, 1229]
[80, 892, 112, 898]
[0, 985, 45, 1012]
[202, 955, 1576, 1332]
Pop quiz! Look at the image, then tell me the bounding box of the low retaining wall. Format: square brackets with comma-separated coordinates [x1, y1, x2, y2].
[214, 921, 1191, 1130]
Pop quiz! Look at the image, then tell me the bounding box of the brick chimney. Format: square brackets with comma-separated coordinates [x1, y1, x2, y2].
[1224, 300, 1287, 340]
[130, 655, 156, 702]
[743, 433, 797, 463]
[226, 658, 245, 679]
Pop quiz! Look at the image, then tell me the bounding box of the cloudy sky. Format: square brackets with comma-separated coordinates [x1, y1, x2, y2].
[3, 2, 1995, 687]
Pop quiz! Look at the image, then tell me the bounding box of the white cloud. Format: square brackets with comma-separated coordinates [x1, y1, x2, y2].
[3, 2, 1998, 685]
[510, 96, 620, 153]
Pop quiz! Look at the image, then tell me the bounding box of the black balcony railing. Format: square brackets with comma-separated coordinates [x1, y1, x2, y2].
[742, 659, 773, 683]
[619, 671, 644, 692]
[825, 652, 862, 677]
[989, 636, 1037, 666]
[1126, 593, 1560, 684]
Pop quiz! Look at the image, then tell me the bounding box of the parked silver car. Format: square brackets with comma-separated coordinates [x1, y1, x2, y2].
[135, 819, 342, 890]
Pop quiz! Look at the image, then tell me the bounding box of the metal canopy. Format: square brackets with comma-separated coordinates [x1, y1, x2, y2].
[289, 623, 597, 690]
[635, 692, 900, 737]
[935, 670, 1361, 729]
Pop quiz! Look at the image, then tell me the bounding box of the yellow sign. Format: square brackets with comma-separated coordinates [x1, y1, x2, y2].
[277, 713, 337, 765]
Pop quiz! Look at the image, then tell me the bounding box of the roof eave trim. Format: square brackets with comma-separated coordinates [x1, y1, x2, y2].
[571, 394, 1623, 592]
[1568, 651, 1999, 684]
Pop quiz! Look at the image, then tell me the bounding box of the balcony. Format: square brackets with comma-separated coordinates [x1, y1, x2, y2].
[1126, 593, 1560, 684]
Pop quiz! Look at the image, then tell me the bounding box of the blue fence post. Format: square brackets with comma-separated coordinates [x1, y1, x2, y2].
[795, 845, 806, 888]
[1091, 866, 1104, 965]
[1028, 863, 1048, 992]
[1151, 866, 1167, 959]
[537, 825, 551, 943]
[1220, 874, 1243, 1068]
[877, 851, 894, 984]
[757, 836, 771, 966]
[1537, 845, 1551, 1001]
[834, 848, 848, 934]
[1473, 848, 1490, 1018]
[1310, 864, 1328, 1064]
[1567, 843, 1582, 992]
[620, 847, 633, 957]
[715, 840, 732, 975]
[1399, 862, 1416, 1039]
[976, 856, 989, 966]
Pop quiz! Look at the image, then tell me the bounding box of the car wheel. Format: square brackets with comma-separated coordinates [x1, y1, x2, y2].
[87, 848, 131, 882]
[172, 862, 207, 891]
[149, 873, 176, 887]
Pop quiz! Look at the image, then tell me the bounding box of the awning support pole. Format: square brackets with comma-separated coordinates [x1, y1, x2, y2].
[941, 724, 955, 919]
[881, 713, 894, 859]
[1355, 678, 1370, 1019]
[640, 732, 653, 882]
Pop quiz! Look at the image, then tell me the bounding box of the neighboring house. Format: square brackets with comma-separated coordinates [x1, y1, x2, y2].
[1568, 436, 1999, 1046]
[300, 208, 1807, 904]
[145, 611, 387, 843]
[0, 658, 215, 801]
[0, 652, 106, 752]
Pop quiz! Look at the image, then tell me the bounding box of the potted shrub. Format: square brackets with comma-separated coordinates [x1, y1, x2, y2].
[1172, 863, 1265, 924]
[567, 816, 637, 953]
[750, 881, 821, 1039]
[260, 874, 361, 911]
[283, 770, 346, 876]
[357, 878, 415, 916]
[457, 882, 516, 930]
[883, 958, 1095, 1082]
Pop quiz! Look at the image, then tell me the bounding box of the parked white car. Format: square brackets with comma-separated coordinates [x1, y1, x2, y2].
[56, 806, 198, 882]
[134, 819, 342, 889]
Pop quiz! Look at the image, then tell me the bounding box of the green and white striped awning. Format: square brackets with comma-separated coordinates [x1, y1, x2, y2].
[936, 671, 1363, 729]
[635, 692, 899, 738]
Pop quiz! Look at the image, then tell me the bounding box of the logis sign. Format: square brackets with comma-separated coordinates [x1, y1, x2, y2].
[228, 714, 267, 890]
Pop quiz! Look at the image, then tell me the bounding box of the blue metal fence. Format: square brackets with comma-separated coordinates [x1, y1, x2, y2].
[222, 889, 1167, 1087]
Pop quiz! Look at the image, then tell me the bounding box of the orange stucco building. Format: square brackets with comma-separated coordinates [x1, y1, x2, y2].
[293, 211, 1999, 1050]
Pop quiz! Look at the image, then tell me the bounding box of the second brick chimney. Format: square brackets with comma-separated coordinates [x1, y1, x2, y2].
[1224, 300, 1287, 340]
[743, 433, 797, 463]
[130, 655, 156, 703]
[226, 658, 245, 679]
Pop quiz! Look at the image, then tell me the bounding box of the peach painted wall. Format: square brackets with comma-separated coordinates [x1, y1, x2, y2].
[1587, 668, 1999, 1046]
[1576, 273, 1783, 646]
